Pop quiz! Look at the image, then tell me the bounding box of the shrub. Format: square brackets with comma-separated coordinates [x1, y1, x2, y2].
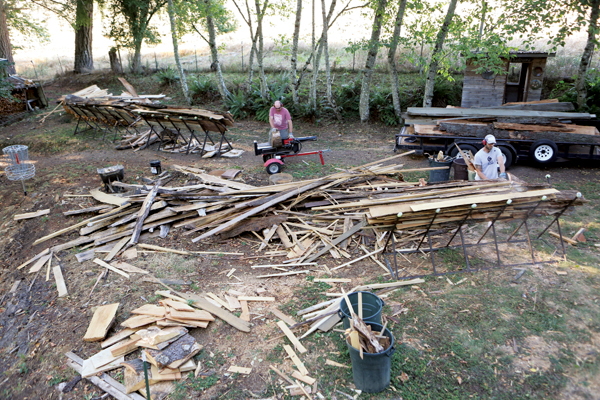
[188, 75, 218, 101]
[225, 89, 250, 119]
[551, 69, 600, 113]
[156, 67, 179, 86]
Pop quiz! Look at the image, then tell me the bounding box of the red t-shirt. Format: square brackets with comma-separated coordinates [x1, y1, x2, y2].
[269, 107, 291, 130]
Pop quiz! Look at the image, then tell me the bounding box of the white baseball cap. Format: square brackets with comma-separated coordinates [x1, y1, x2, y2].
[485, 134, 496, 144]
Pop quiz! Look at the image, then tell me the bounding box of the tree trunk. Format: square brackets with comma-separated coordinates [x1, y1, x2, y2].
[387, 0, 407, 119]
[423, 0, 459, 108]
[0, 0, 15, 74]
[321, 0, 341, 121]
[358, 0, 388, 123]
[109, 48, 123, 73]
[206, 0, 231, 101]
[309, 0, 317, 110]
[247, 35, 256, 86]
[167, 0, 190, 105]
[291, 0, 302, 104]
[132, 41, 143, 74]
[74, 0, 94, 73]
[576, 0, 600, 109]
[255, 0, 268, 99]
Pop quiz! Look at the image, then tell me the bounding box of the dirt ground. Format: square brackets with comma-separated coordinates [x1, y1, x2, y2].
[0, 77, 598, 400]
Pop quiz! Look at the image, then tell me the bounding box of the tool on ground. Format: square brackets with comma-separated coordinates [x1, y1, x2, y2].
[97, 165, 124, 193]
[142, 351, 151, 400]
[3, 145, 35, 195]
[253, 130, 330, 174]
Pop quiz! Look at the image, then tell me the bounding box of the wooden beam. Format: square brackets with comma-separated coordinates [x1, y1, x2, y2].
[84, 303, 120, 342]
[14, 209, 50, 220]
[131, 183, 159, 244]
[53, 266, 68, 297]
[137, 243, 190, 255]
[93, 258, 130, 279]
[283, 345, 308, 375]
[305, 220, 366, 262]
[277, 320, 307, 353]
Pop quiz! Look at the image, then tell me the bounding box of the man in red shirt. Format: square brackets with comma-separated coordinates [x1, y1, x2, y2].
[269, 100, 293, 142]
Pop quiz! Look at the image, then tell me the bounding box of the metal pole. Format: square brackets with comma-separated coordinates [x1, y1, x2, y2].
[536, 193, 581, 239]
[446, 204, 476, 247]
[458, 227, 471, 271]
[477, 200, 511, 244]
[524, 220, 536, 265]
[416, 208, 440, 252]
[491, 224, 501, 266]
[507, 196, 547, 242]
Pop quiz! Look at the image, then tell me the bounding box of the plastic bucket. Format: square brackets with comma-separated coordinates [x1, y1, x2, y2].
[428, 158, 453, 183]
[346, 322, 395, 393]
[452, 158, 468, 181]
[338, 291, 384, 330]
[150, 160, 162, 175]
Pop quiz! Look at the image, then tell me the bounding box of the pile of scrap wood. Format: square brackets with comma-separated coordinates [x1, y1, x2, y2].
[404, 104, 599, 144]
[19, 152, 585, 283]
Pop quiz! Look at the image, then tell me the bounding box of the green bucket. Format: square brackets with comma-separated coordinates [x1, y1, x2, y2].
[338, 291, 384, 330]
[346, 322, 395, 393]
[428, 158, 453, 183]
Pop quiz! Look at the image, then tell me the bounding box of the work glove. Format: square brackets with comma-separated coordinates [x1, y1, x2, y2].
[499, 172, 507, 179]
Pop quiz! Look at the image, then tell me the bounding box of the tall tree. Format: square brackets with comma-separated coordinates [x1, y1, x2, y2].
[422, 0, 459, 108]
[231, 0, 259, 87]
[386, 0, 407, 119]
[74, 0, 94, 73]
[166, 0, 190, 104]
[321, 0, 341, 120]
[576, 0, 600, 109]
[0, 0, 15, 74]
[254, 0, 269, 98]
[290, 0, 302, 104]
[106, 0, 166, 74]
[358, 0, 388, 122]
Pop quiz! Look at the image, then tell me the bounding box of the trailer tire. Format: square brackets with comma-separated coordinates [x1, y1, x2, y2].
[529, 140, 558, 165]
[498, 146, 513, 169]
[265, 159, 283, 174]
[449, 144, 477, 160]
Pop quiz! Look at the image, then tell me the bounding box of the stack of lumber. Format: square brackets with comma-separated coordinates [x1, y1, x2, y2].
[19, 152, 585, 285]
[405, 105, 600, 144]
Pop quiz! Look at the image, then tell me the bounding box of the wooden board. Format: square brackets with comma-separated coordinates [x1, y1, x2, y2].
[270, 308, 296, 326]
[131, 304, 166, 317]
[238, 296, 275, 302]
[277, 321, 307, 353]
[111, 261, 148, 274]
[84, 303, 120, 342]
[29, 254, 51, 273]
[228, 365, 252, 374]
[121, 315, 159, 329]
[14, 209, 50, 220]
[167, 308, 215, 321]
[93, 258, 130, 278]
[104, 236, 130, 262]
[90, 189, 129, 206]
[81, 356, 124, 378]
[53, 266, 68, 297]
[101, 328, 138, 349]
[283, 345, 308, 376]
[407, 106, 594, 120]
[145, 334, 202, 369]
[410, 189, 558, 212]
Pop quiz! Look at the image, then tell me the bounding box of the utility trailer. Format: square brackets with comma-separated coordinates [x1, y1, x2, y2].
[395, 125, 600, 168]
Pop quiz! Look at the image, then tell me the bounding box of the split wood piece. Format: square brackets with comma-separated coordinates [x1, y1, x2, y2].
[251, 263, 317, 269]
[121, 314, 160, 329]
[83, 303, 120, 342]
[269, 364, 296, 385]
[81, 355, 125, 378]
[14, 209, 50, 220]
[160, 298, 195, 311]
[101, 328, 138, 349]
[91, 188, 129, 206]
[131, 183, 159, 244]
[145, 333, 202, 369]
[93, 258, 130, 278]
[118, 77, 139, 97]
[259, 224, 279, 251]
[276, 225, 294, 248]
[121, 247, 138, 260]
[293, 379, 313, 399]
[341, 288, 384, 353]
[166, 317, 209, 328]
[104, 236, 130, 262]
[193, 180, 330, 242]
[173, 165, 254, 190]
[257, 270, 310, 278]
[33, 204, 131, 245]
[138, 380, 175, 400]
[306, 220, 366, 263]
[206, 292, 234, 311]
[131, 304, 166, 317]
[65, 354, 142, 400]
[270, 308, 297, 326]
[90, 347, 124, 370]
[572, 227, 586, 242]
[53, 266, 68, 297]
[292, 371, 316, 385]
[132, 326, 187, 349]
[331, 248, 384, 271]
[238, 296, 275, 302]
[159, 290, 251, 332]
[277, 321, 307, 353]
[110, 338, 140, 357]
[228, 365, 252, 374]
[225, 295, 241, 310]
[167, 308, 215, 321]
[121, 359, 161, 394]
[17, 247, 49, 270]
[240, 300, 250, 322]
[137, 243, 190, 255]
[314, 278, 351, 283]
[63, 205, 113, 216]
[29, 254, 52, 273]
[151, 363, 181, 381]
[549, 231, 578, 245]
[296, 298, 341, 316]
[283, 344, 309, 376]
[325, 359, 351, 368]
[111, 261, 148, 274]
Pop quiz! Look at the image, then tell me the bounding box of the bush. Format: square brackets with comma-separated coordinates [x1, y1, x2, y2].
[156, 67, 179, 86]
[188, 76, 218, 101]
[370, 88, 398, 126]
[224, 89, 250, 119]
[550, 69, 600, 113]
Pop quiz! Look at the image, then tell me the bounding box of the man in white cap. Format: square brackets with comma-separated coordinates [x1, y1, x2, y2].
[473, 134, 507, 180]
[269, 100, 293, 142]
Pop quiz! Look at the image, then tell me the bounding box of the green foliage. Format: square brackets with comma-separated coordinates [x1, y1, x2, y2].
[188, 75, 217, 100]
[551, 69, 600, 113]
[0, 76, 15, 101]
[5, 0, 51, 50]
[370, 88, 398, 126]
[156, 66, 179, 86]
[224, 89, 250, 119]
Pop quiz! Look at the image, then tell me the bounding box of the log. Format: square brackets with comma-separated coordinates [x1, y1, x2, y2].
[131, 183, 159, 244]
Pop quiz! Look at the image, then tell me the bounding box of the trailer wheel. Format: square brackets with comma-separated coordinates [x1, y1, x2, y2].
[498, 146, 513, 169]
[265, 159, 283, 174]
[529, 139, 558, 165]
[449, 144, 477, 159]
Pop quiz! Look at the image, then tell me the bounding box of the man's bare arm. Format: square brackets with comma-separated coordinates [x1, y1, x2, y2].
[475, 164, 487, 180]
[288, 119, 293, 134]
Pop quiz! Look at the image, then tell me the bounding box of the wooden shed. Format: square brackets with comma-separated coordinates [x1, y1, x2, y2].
[461, 52, 555, 108]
